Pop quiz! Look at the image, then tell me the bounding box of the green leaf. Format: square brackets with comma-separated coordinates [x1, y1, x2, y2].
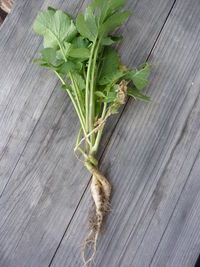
[111, 107, 119, 114]
[56, 50, 64, 60]
[47, 6, 57, 13]
[63, 42, 73, 54]
[112, 84, 120, 92]
[89, 0, 111, 24]
[58, 61, 75, 74]
[33, 10, 77, 49]
[62, 84, 68, 90]
[47, 7, 73, 20]
[40, 47, 56, 63]
[62, 19, 77, 42]
[39, 63, 54, 69]
[33, 58, 45, 63]
[72, 36, 89, 48]
[56, 42, 72, 60]
[99, 69, 124, 85]
[104, 91, 117, 103]
[73, 73, 86, 90]
[95, 101, 101, 117]
[99, 47, 119, 79]
[127, 63, 151, 90]
[85, 6, 98, 37]
[127, 88, 150, 101]
[55, 59, 65, 66]
[68, 48, 90, 59]
[102, 35, 123, 45]
[89, 0, 127, 25]
[99, 10, 131, 37]
[95, 91, 106, 98]
[72, 60, 83, 71]
[76, 13, 95, 41]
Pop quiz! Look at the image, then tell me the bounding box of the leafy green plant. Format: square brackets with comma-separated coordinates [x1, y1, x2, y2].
[33, 1, 151, 265]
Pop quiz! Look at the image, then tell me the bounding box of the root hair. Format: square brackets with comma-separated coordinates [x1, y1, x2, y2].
[82, 164, 111, 267]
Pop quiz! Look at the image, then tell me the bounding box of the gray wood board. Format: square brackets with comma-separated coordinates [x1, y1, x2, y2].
[0, 0, 85, 195]
[0, 0, 177, 266]
[51, 0, 200, 266]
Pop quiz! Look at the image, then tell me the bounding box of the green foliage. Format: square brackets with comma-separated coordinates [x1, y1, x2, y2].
[85, 6, 98, 37]
[89, 0, 127, 24]
[68, 47, 90, 59]
[127, 88, 150, 101]
[58, 61, 75, 74]
[76, 13, 96, 42]
[33, 10, 77, 48]
[33, 0, 151, 156]
[102, 35, 123, 45]
[99, 47, 119, 79]
[95, 91, 106, 98]
[98, 69, 124, 85]
[40, 48, 56, 63]
[126, 63, 151, 90]
[72, 36, 89, 48]
[73, 73, 86, 90]
[99, 10, 131, 37]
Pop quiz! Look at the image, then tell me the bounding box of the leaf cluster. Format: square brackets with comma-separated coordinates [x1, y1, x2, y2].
[33, 0, 151, 156]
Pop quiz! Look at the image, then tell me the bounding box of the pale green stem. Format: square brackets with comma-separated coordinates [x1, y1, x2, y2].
[54, 71, 89, 141]
[78, 146, 88, 158]
[89, 39, 101, 147]
[76, 128, 83, 147]
[69, 72, 85, 122]
[76, 128, 88, 159]
[91, 101, 107, 153]
[59, 43, 85, 120]
[85, 39, 97, 133]
[57, 43, 92, 147]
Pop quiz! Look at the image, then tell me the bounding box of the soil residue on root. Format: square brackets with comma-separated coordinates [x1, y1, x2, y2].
[82, 163, 112, 267]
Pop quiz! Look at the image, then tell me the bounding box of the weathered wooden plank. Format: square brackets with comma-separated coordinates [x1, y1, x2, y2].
[0, 0, 44, 194]
[126, 95, 200, 267]
[150, 153, 200, 267]
[50, 0, 200, 266]
[0, 0, 176, 266]
[0, 83, 87, 267]
[0, 0, 84, 195]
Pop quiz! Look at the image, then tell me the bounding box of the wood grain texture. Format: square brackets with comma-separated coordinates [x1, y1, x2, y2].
[151, 153, 200, 267]
[0, 0, 86, 195]
[0, 0, 177, 266]
[50, 0, 200, 266]
[0, 0, 75, 194]
[0, 0, 86, 264]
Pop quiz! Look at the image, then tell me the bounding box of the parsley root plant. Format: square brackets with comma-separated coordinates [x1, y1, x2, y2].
[33, 0, 150, 265]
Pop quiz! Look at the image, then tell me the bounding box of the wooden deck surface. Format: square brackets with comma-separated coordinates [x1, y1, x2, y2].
[0, 0, 200, 266]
